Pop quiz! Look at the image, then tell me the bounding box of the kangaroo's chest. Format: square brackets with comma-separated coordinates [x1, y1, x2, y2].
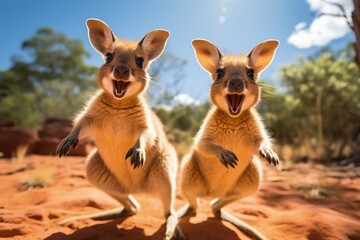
[213, 124, 255, 158]
[94, 115, 141, 156]
[92, 111, 148, 189]
[198, 126, 257, 196]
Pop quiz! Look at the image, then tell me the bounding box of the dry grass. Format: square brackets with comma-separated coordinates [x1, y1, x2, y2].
[19, 167, 55, 191]
[290, 173, 341, 199]
[275, 139, 356, 163]
[11, 145, 29, 165]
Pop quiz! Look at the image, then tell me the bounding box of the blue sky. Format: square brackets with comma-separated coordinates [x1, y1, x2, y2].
[0, 0, 355, 102]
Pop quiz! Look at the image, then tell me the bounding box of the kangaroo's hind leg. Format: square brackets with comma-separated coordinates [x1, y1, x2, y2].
[151, 151, 185, 240]
[58, 150, 140, 225]
[210, 157, 267, 240]
[177, 152, 206, 218]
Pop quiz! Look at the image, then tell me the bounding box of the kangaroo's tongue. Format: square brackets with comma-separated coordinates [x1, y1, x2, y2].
[227, 94, 244, 115]
[113, 80, 130, 98]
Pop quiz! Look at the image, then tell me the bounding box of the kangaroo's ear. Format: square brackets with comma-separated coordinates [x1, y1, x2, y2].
[247, 40, 279, 73]
[192, 39, 223, 73]
[86, 18, 116, 55]
[138, 29, 170, 61]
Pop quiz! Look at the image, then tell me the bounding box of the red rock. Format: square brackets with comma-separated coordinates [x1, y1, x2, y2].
[32, 138, 89, 156]
[0, 128, 37, 158]
[0, 119, 16, 128]
[30, 118, 93, 156]
[32, 138, 59, 156]
[40, 118, 73, 139]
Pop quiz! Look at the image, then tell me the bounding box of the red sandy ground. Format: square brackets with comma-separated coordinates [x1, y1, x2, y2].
[0, 155, 359, 240]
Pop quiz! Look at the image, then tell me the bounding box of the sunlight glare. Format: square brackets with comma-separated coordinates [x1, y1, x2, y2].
[219, 16, 226, 23]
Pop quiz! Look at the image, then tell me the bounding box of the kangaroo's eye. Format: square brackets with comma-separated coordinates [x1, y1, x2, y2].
[105, 53, 113, 64]
[136, 57, 144, 69]
[216, 69, 225, 80]
[246, 69, 254, 80]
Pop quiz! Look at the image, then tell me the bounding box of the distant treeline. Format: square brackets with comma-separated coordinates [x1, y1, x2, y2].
[0, 28, 359, 162]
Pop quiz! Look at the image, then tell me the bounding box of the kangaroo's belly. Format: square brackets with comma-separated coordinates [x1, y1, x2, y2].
[92, 120, 149, 191]
[196, 140, 257, 197]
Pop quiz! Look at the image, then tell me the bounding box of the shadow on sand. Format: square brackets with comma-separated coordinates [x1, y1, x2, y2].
[44, 217, 165, 240]
[45, 215, 241, 240]
[179, 215, 240, 240]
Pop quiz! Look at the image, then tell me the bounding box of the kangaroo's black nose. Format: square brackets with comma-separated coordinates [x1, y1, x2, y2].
[114, 65, 130, 80]
[228, 77, 244, 93]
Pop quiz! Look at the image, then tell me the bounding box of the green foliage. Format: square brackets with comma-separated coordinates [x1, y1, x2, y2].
[173, 114, 194, 131]
[0, 28, 97, 128]
[261, 45, 360, 159]
[155, 102, 210, 148]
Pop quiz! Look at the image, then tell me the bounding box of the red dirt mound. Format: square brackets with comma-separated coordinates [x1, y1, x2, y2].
[33, 118, 91, 156]
[0, 156, 359, 240]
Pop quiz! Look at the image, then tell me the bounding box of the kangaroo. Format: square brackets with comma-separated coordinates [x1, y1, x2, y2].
[177, 39, 280, 240]
[56, 18, 183, 240]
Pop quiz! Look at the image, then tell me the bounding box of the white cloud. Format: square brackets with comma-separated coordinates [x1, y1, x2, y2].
[174, 93, 200, 105]
[155, 103, 172, 111]
[307, 0, 353, 13]
[288, 0, 353, 49]
[219, 16, 226, 24]
[295, 22, 307, 31]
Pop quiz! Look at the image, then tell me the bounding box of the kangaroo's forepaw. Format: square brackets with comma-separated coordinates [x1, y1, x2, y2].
[56, 136, 79, 157]
[125, 147, 145, 169]
[259, 147, 279, 166]
[219, 149, 238, 169]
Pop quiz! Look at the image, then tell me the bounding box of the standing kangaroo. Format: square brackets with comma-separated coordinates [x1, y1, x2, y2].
[57, 18, 183, 240]
[177, 39, 280, 240]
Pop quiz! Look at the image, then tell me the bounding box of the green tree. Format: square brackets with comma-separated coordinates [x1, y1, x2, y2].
[155, 102, 210, 143]
[262, 45, 360, 159]
[0, 28, 97, 128]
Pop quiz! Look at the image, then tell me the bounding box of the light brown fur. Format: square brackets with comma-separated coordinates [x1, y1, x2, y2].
[178, 39, 280, 240]
[56, 19, 183, 240]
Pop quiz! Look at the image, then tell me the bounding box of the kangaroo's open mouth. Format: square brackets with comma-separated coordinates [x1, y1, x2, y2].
[113, 80, 130, 98]
[226, 94, 244, 115]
